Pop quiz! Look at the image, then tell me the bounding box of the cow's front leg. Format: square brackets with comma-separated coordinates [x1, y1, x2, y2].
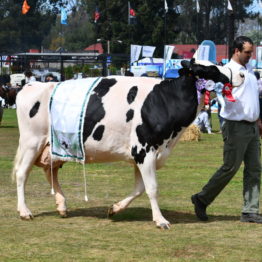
[138, 153, 170, 229]
[108, 165, 145, 216]
[44, 166, 67, 217]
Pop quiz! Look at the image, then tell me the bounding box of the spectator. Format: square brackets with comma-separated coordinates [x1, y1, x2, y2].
[0, 97, 4, 125]
[24, 70, 36, 83]
[193, 106, 212, 134]
[45, 73, 57, 82]
[254, 71, 262, 121]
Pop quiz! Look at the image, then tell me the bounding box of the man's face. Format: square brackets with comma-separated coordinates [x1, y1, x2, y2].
[235, 42, 253, 66]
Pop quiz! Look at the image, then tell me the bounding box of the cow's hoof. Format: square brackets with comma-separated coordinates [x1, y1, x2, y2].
[157, 223, 170, 230]
[20, 214, 33, 220]
[107, 205, 115, 218]
[59, 211, 68, 218]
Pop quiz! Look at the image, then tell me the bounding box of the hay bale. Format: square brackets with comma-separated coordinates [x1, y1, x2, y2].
[180, 124, 201, 141]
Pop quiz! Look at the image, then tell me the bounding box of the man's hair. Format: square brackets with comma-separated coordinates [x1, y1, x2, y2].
[232, 36, 253, 53]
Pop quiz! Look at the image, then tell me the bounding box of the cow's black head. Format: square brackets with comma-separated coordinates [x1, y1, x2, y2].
[180, 58, 230, 84]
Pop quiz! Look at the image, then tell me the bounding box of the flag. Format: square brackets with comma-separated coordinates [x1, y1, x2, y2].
[196, 0, 200, 13]
[94, 7, 100, 23]
[227, 0, 233, 11]
[130, 45, 142, 64]
[22, 0, 30, 15]
[130, 7, 136, 17]
[164, 45, 175, 60]
[128, 2, 136, 24]
[61, 7, 67, 25]
[259, 0, 262, 9]
[164, 0, 168, 13]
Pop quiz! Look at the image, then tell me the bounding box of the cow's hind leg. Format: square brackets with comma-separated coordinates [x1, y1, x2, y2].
[138, 154, 170, 229]
[44, 166, 67, 217]
[108, 165, 145, 216]
[14, 147, 37, 219]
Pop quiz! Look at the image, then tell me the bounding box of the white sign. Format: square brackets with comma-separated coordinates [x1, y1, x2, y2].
[142, 45, 156, 58]
[130, 45, 142, 64]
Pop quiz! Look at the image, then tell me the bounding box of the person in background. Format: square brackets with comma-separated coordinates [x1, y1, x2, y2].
[254, 71, 262, 121]
[45, 73, 57, 82]
[193, 106, 213, 134]
[24, 70, 36, 83]
[0, 97, 4, 125]
[192, 36, 262, 223]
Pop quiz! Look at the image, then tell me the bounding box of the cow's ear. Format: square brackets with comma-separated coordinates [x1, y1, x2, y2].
[181, 60, 190, 69]
[190, 64, 206, 77]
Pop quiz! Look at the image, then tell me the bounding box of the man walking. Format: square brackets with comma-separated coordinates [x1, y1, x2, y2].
[192, 36, 262, 223]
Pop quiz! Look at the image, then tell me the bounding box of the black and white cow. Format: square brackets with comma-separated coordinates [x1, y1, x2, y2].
[13, 60, 244, 229]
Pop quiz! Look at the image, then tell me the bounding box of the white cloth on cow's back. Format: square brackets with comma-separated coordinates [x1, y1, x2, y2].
[49, 77, 102, 163]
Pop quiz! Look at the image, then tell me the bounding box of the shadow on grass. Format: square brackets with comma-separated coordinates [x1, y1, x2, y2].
[0, 125, 17, 128]
[35, 206, 239, 224]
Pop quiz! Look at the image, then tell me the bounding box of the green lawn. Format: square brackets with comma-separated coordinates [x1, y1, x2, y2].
[0, 109, 262, 262]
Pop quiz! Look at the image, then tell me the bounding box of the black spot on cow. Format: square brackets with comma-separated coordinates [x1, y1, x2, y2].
[83, 95, 105, 142]
[131, 146, 146, 164]
[94, 78, 117, 97]
[93, 125, 105, 141]
[83, 78, 116, 142]
[126, 109, 134, 122]
[136, 76, 198, 149]
[127, 86, 138, 104]
[29, 101, 40, 118]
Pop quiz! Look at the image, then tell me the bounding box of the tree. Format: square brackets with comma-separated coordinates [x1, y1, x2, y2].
[0, 0, 62, 54]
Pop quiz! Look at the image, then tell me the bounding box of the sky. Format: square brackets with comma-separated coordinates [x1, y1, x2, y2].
[249, 0, 262, 13]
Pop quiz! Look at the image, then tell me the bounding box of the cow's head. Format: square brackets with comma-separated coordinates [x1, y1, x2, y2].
[181, 58, 245, 87]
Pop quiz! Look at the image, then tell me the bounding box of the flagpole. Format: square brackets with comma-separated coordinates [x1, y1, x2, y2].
[164, 12, 167, 44]
[227, 0, 234, 60]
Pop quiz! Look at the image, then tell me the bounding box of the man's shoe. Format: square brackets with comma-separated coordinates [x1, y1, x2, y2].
[191, 194, 208, 221]
[240, 213, 262, 223]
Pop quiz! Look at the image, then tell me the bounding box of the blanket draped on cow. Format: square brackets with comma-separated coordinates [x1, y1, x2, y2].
[49, 77, 101, 163]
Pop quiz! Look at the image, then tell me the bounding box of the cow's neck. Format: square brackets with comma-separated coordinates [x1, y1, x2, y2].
[136, 75, 198, 150]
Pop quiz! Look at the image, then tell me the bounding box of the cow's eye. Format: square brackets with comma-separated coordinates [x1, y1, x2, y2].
[240, 73, 244, 78]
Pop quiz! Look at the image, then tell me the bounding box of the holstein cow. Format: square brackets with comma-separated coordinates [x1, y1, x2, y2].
[13, 60, 244, 229]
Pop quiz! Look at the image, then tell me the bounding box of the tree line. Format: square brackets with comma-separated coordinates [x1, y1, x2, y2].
[0, 0, 258, 57]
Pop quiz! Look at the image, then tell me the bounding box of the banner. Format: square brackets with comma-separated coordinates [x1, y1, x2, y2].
[197, 45, 210, 61]
[130, 45, 142, 64]
[142, 45, 156, 58]
[61, 8, 68, 25]
[164, 45, 175, 61]
[257, 47, 262, 68]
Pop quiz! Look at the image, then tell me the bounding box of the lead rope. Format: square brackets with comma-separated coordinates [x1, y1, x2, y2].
[82, 163, 88, 202]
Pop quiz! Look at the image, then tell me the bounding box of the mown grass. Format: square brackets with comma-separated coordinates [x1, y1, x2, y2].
[0, 109, 262, 262]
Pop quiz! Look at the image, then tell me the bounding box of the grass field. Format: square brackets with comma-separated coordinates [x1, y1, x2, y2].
[1, 109, 262, 262]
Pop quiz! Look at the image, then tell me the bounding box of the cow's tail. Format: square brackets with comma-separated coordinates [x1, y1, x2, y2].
[12, 145, 22, 182]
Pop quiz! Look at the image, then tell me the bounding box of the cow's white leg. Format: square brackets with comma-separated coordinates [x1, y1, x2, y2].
[15, 148, 36, 219]
[108, 165, 145, 216]
[44, 166, 67, 217]
[138, 154, 170, 229]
